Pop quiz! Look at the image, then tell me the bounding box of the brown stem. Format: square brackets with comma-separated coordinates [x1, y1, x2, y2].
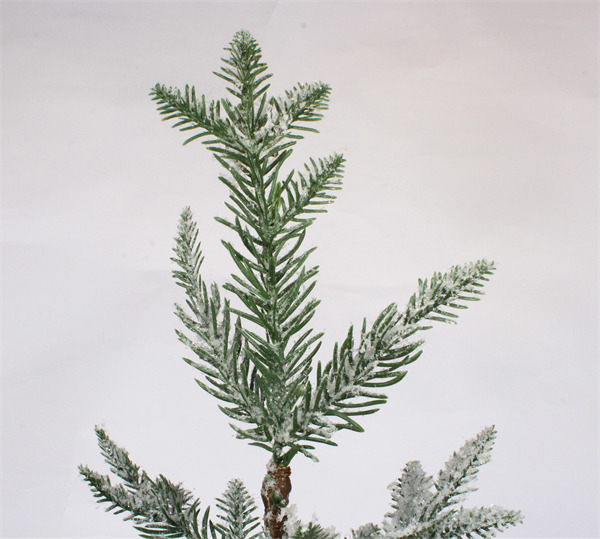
[261, 463, 292, 539]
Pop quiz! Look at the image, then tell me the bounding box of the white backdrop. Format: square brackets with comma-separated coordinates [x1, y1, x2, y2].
[2, 2, 598, 538]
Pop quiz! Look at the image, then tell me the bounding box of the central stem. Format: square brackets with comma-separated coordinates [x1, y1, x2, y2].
[261, 463, 292, 539]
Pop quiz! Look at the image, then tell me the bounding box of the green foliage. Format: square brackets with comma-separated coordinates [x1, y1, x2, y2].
[351, 524, 380, 539]
[156, 30, 497, 466]
[288, 521, 337, 539]
[79, 427, 215, 539]
[157, 30, 348, 465]
[81, 29, 522, 539]
[352, 426, 524, 538]
[216, 479, 262, 539]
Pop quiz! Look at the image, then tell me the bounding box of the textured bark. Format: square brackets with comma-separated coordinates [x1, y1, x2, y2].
[261, 465, 292, 539]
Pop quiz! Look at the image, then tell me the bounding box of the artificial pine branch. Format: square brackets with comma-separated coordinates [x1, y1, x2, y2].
[172, 208, 268, 441]
[216, 479, 262, 539]
[155, 31, 499, 467]
[283, 506, 337, 539]
[283, 260, 496, 460]
[425, 426, 498, 519]
[81, 30, 523, 539]
[289, 521, 337, 539]
[79, 427, 213, 539]
[387, 461, 434, 530]
[350, 426, 523, 539]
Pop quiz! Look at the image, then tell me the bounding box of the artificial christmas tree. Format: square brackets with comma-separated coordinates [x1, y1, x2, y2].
[80, 30, 523, 538]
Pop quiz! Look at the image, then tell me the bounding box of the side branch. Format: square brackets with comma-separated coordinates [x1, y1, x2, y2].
[285, 260, 496, 460]
[173, 208, 271, 445]
[79, 427, 213, 539]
